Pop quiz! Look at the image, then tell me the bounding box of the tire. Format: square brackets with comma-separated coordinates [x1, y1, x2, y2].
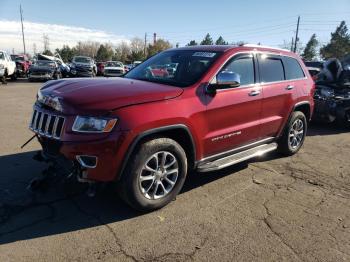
[278, 111, 307, 156]
[11, 71, 17, 81]
[118, 138, 188, 212]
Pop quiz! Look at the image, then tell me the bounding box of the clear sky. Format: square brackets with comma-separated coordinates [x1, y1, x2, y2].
[0, 0, 349, 53]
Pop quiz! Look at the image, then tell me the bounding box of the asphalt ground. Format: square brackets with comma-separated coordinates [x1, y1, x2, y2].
[0, 79, 349, 261]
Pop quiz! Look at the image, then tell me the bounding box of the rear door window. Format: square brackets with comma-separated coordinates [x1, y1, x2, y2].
[283, 57, 305, 80]
[258, 54, 285, 83]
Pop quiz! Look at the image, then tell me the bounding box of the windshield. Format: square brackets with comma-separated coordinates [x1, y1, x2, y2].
[106, 61, 123, 67]
[125, 50, 222, 87]
[73, 56, 91, 63]
[16, 56, 24, 62]
[34, 60, 56, 67]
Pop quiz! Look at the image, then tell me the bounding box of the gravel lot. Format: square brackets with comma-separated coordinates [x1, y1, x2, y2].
[0, 80, 349, 261]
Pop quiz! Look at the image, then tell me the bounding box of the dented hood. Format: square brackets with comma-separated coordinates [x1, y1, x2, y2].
[39, 77, 183, 114]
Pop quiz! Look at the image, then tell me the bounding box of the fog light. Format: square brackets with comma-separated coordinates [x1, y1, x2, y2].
[76, 155, 98, 168]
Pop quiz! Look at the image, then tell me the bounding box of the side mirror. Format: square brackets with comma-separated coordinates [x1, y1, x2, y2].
[216, 71, 241, 88]
[206, 71, 240, 94]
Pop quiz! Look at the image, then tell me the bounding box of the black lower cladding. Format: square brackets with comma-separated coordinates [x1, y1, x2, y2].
[39, 137, 62, 157]
[37, 136, 76, 175]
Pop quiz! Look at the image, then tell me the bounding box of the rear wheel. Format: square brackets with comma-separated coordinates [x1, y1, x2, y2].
[118, 138, 187, 211]
[278, 111, 307, 156]
[10, 71, 17, 80]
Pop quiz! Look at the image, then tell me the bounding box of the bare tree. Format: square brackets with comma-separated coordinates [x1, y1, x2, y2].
[130, 37, 145, 61]
[114, 41, 131, 63]
[76, 41, 100, 58]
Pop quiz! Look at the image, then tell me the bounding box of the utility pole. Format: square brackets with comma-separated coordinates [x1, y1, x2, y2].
[20, 4, 26, 55]
[153, 33, 157, 45]
[144, 33, 147, 57]
[291, 37, 294, 52]
[293, 16, 300, 53]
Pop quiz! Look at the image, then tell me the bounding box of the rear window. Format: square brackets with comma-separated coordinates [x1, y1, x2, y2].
[258, 55, 285, 82]
[283, 57, 305, 80]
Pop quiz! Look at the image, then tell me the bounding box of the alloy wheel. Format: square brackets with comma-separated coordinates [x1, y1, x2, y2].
[289, 119, 304, 149]
[138, 151, 179, 200]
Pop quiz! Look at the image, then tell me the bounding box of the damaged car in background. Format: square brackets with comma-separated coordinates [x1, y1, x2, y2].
[36, 53, 71, 77]
[69, 56, 97, 77]
[11, 54, 31, 77]
[28, 59, 62, 81]
[313, 57, 350, 126]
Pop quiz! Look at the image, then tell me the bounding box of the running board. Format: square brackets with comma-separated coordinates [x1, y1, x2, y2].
[197, 143, 278, 172]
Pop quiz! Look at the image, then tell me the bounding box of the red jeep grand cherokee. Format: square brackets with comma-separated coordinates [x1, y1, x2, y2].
[29, 45, 314, 211]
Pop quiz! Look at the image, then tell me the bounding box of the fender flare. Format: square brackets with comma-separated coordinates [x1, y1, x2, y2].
[117, 124, 196, 181]
[277, 101, 311, 138]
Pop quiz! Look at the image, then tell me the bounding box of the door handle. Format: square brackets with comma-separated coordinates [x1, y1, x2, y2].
[286, 85, 294, 90]
[249, 90, 261, 96]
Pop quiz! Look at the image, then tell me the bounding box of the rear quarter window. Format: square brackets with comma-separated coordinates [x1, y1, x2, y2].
[258, 55, 285, 83]
[283, 57, 305, 80]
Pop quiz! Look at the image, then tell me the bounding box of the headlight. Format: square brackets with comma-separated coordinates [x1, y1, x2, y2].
[72, 116, 117, 133]
[37, 90, 63, 112]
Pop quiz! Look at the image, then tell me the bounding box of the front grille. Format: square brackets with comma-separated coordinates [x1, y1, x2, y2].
[31, 72, 50, 76]
[106, 69, 123, 74]
[76, 66, 92, 73]
[29, 108, 65, 140]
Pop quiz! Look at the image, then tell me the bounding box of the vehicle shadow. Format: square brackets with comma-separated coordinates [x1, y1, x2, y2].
[0, 150, 249, 245]
[0, 151, 140, 245]
[0, 122, 346, 244]
[307, 122, 349, 136]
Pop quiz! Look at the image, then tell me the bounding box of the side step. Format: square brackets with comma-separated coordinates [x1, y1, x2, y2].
[197, 143, 278, 172]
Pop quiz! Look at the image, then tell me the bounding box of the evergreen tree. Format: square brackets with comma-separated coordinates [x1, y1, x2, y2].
[215, 36, 228, 45]
[55, 45, 76, 62]
[320, 21, 350, 59]
[96, 44, 114, 61]
[186, 40, 198, 46]
[200, 33, 214, 45]
[302, 34, 318, 61]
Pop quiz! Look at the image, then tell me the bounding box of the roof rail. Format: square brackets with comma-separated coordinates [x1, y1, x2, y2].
[241, 44, 290, 52]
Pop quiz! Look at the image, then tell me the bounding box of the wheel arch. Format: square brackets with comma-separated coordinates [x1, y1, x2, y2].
[277, 101, 311, 138]
[294, 101, 311, 121]
[117, 124, 196, 181]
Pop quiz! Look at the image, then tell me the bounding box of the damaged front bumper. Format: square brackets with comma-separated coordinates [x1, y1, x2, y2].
[29, 105, 129, 183]
[36, 132, 128, 183]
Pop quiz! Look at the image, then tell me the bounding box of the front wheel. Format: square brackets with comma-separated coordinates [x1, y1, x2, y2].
[278, 111, 307, 156]
[11, 71, 17, 81]
[118, 138, 188, 212]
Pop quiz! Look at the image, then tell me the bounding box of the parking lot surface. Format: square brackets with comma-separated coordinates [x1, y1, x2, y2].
[0, 80, 349, 261]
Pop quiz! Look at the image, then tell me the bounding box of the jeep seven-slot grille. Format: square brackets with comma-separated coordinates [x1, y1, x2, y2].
[29, 109, 65, 140]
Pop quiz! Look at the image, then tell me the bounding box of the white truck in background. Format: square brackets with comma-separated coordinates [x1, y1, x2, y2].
[0, 50, 17, 80]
